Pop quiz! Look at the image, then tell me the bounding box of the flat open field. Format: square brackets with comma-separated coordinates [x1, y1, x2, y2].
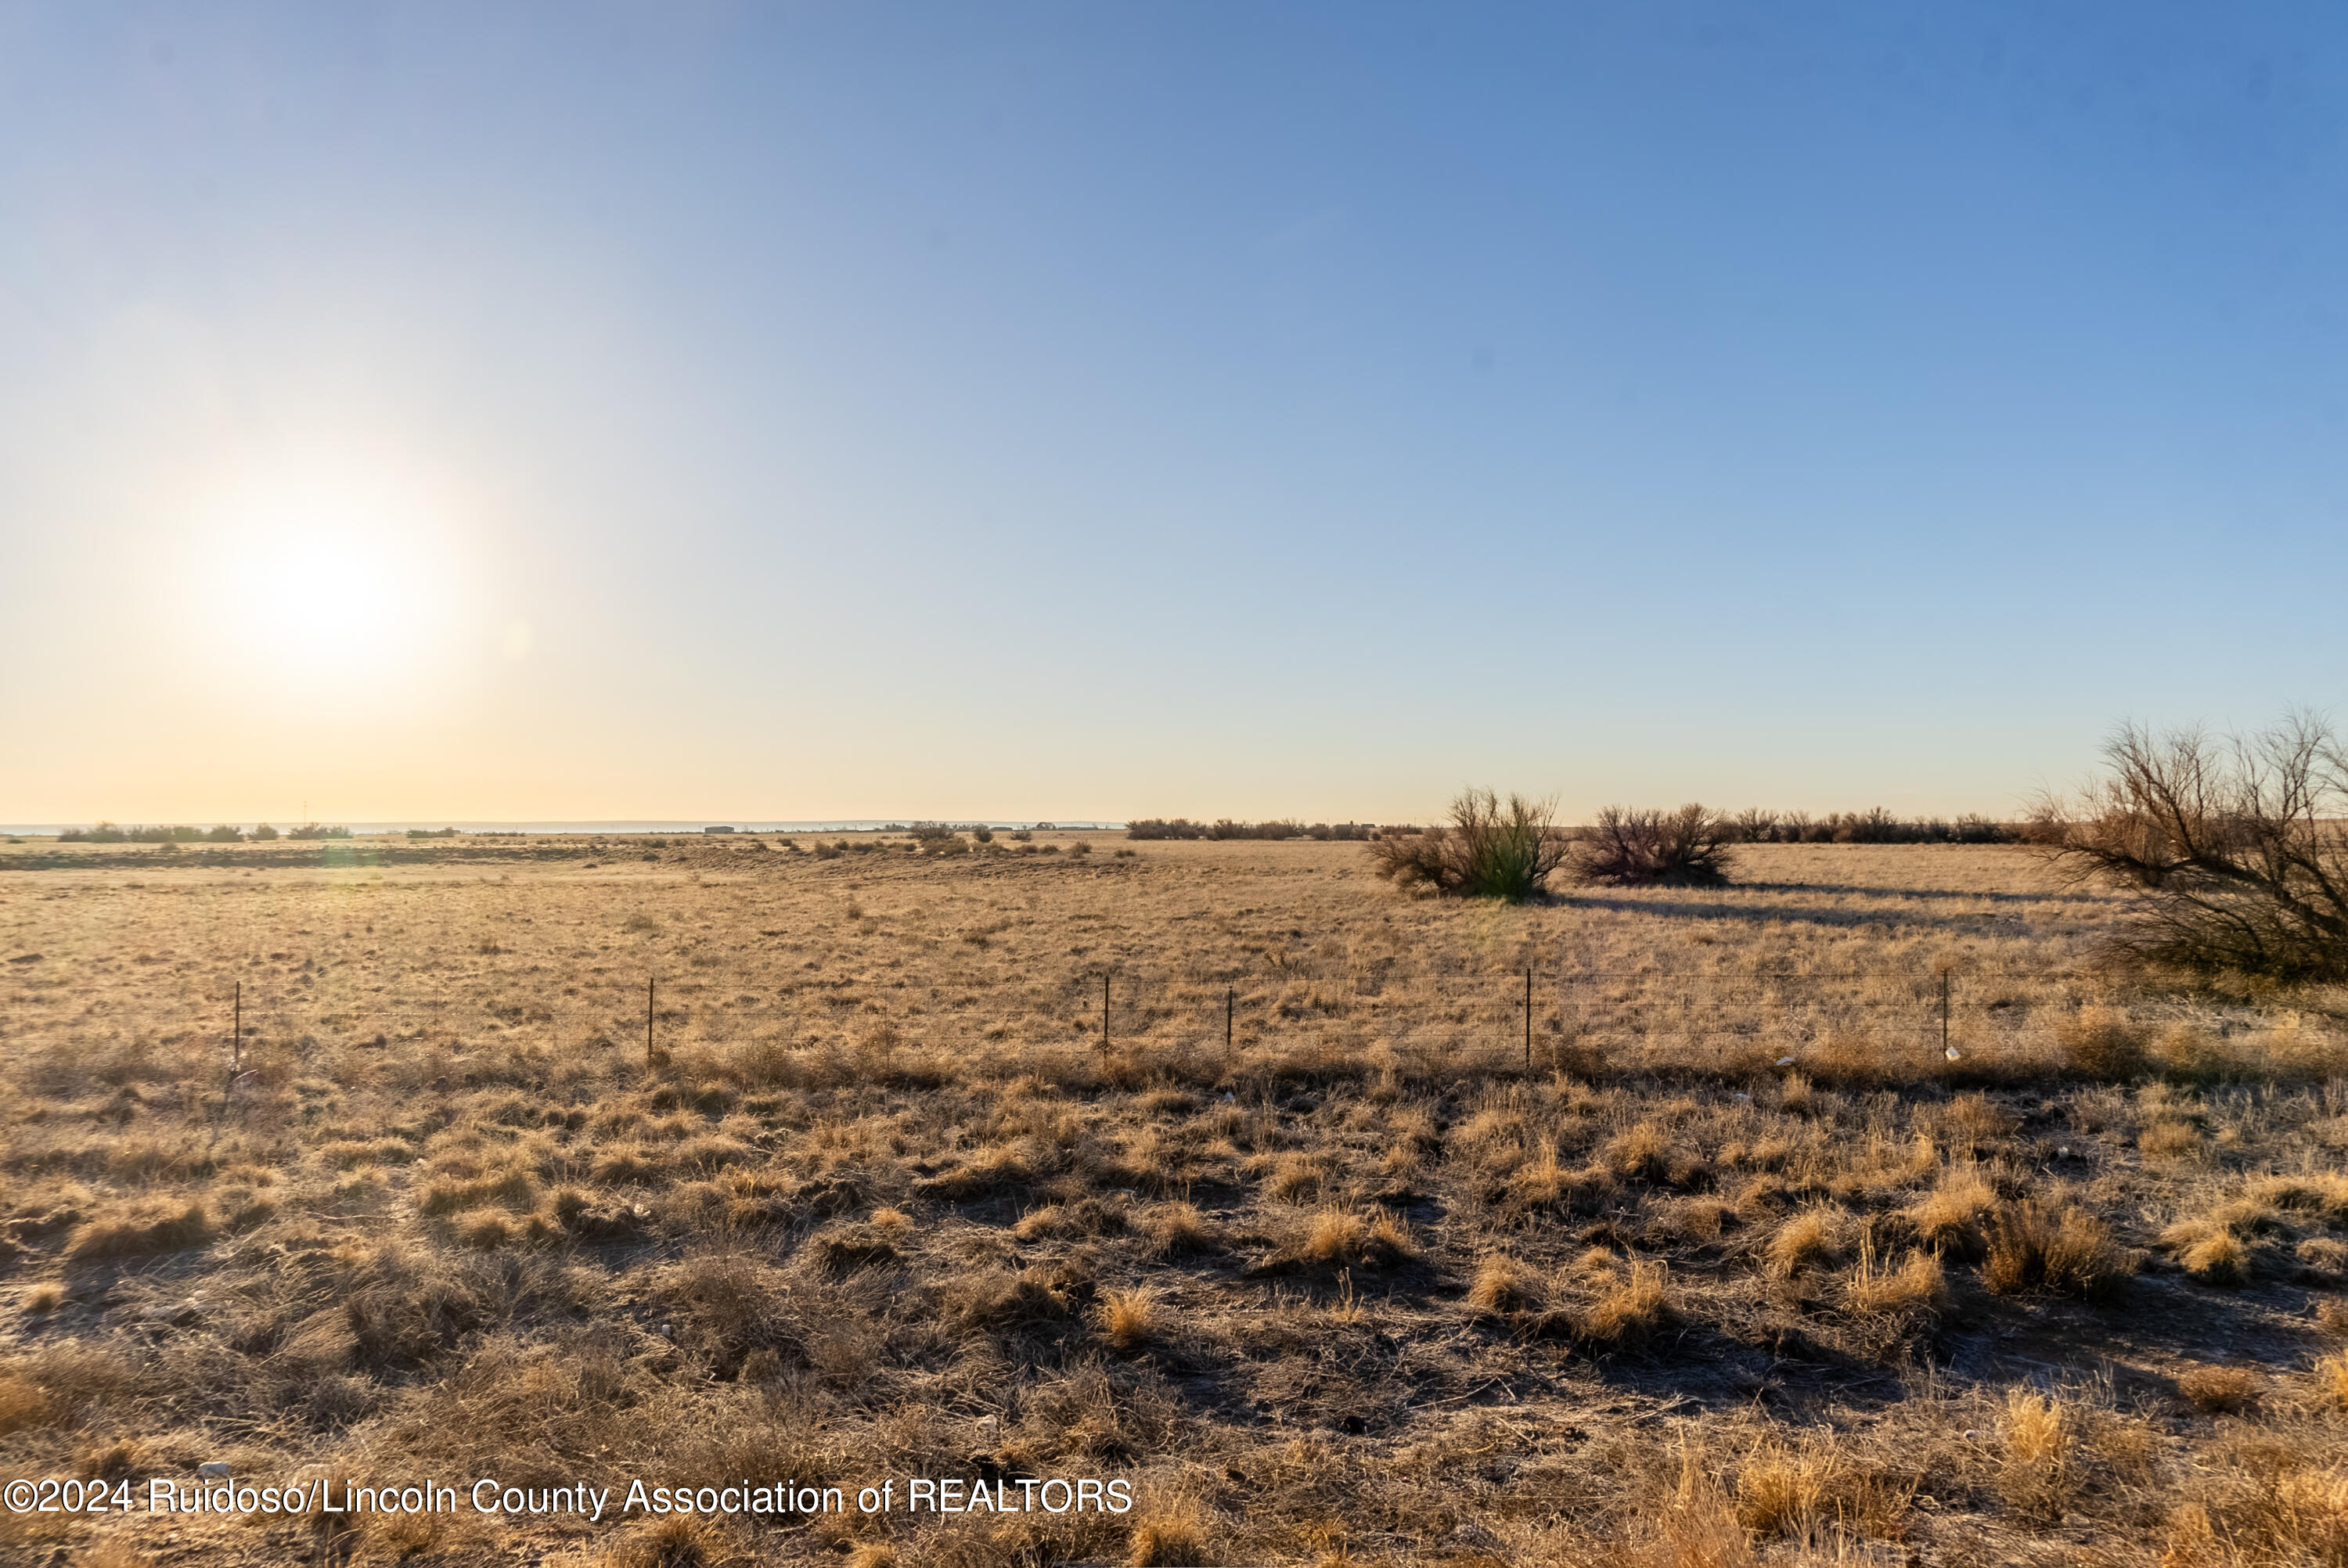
[4, 833, 2347, 1567]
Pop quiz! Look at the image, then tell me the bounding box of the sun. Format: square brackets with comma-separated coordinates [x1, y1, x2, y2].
[197, 455, 469, 696]
[241, 532, 412, 673]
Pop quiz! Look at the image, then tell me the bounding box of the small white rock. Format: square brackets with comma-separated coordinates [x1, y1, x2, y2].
[196, 1462, 231, 1481]
[1776, 1057, 1797, 1068]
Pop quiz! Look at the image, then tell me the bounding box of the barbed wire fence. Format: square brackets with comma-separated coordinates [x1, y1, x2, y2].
[162, 961, 2335, 1090]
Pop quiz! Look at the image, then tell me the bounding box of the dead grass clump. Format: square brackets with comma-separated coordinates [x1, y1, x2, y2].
[2141, 1118, 2206, 1161]
[942, 1264, 1093, 1333]
[1296, 1207, 1417, 1269]
[654, 1252, 801, 1378]
[75, 1437, 147, 1483]
[1983, 1201, 2129, 1300]
[1124, 1486, 1212, 1566]
[1262, 1152, 1327, 1203]
[1906, 1167, 1998, 1261]
[915, 1143, 1037, 1201]
[422, 1167, 541, 1214]
[0, 1372, 52, 1435]
[1467, 1255, 1538, 1316]
[2057, 1007, 2152, 1080]
[65, 1199, 211, 1261]
[1997, 1386, 2077, 1522]
[1607, 1437, 1754, 1568]
[600, 1515, 742, 1568]
[1732, 1433, 1914, 1541]
[1765, 1206, 1846, 1280]
[2177, 1364, 2262, 1414]
[1453, 1106, 1526, 1163]
[1016, 1199, 1125, 1242]
[1841, 1241, 1947, 1321]
[5, 1343, 139, 1428]
[2162, 1221, 2256, 1287]
[2314, 1352, 2348, 1409]
[2252, 1172, 2348, 1226]
[1601, 1123, 1708, 1189]
[453, 1210, 518, 1250]
[1099, 1288, 1162, 1350]
[344, 1257, 492, 1370]
[1507, 1140, 1617, 1214]
[1140, 1202, 1216, 1257]
[588, 1145, 662, 1185]
[812, 1221, 902, 1273]
[1578, 1259, 1673, 1350]
[2161, 1430, 2348, 1568]
[1946, 1091, 2023, 1144]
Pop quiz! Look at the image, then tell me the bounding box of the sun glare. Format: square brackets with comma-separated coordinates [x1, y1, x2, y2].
[196, 456, 470, 696]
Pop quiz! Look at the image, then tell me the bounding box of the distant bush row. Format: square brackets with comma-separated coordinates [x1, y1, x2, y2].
[1716, 808, 2018, 844]
[56, 822, 354, 843]
[1131, 811, 2017, 846]
[1125, 818, 1379, 841]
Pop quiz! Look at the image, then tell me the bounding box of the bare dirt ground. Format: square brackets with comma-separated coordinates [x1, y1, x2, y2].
[2, 833, 2346, 1567]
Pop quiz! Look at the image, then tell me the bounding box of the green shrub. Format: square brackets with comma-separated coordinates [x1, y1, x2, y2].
[1367, 788, 1568, 901]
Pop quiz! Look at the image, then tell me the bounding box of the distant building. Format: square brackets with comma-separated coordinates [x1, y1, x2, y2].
[703, 825, 735, 834]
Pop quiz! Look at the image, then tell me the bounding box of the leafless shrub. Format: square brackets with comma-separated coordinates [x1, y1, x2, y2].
[2037, 714, 2348, 981]
[1569, 804, 1734, 887]
[1365, 788, 1569, 901]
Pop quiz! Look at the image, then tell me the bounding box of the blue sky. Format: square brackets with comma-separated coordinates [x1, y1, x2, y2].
[2, 3, 2342, 823]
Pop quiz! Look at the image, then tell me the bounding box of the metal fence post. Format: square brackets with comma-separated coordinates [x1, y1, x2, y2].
[646, 976, 656, 1069]
[1101, 973, 1111, 1063]
[1939, 970, 1950, 1058]
[1226, 984, 1234, 1066]
[1524, 966, 1533, 1070]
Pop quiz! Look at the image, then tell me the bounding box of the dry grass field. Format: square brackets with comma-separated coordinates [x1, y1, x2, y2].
[4, 831, 2348, 1567]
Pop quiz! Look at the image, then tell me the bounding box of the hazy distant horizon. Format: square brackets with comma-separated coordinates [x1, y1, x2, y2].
[0, 819, 1126, 837]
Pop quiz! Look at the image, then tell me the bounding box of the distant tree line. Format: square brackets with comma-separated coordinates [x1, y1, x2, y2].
[1134, 810, 2016, 847]
[1125, 818, 1378, 841]
[60, 822, 244, 843]
[56, 822, 355, 843]
[1715, 808, 2018, 844]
